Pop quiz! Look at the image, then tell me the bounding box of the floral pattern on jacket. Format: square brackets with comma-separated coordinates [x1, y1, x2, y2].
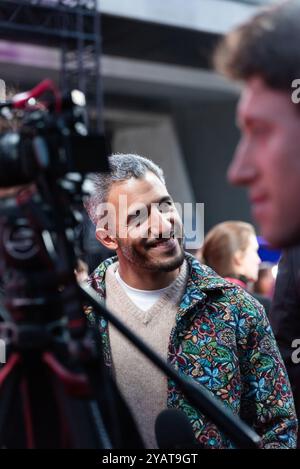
[87, 254, 297, 449]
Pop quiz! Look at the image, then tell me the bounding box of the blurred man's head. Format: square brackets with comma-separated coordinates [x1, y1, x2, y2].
[85, 154, 184, 275]
[214, 1, 300, 248]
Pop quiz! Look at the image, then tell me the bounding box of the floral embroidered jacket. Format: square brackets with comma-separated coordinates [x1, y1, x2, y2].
[87, 253, 297, 449]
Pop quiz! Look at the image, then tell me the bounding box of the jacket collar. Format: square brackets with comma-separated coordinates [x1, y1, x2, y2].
[88, 253, 233, 319]
[176, 253, 233, 320]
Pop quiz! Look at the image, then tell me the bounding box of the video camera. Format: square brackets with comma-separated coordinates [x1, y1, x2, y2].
[0, 79, 107, 187]
[0, 79, 109, 345]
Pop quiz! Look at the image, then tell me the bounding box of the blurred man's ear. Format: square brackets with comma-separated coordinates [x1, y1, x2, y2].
[96, 228, 118, 251]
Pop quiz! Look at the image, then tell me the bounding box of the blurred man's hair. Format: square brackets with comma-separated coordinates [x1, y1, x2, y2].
[214, 0, 300, 92]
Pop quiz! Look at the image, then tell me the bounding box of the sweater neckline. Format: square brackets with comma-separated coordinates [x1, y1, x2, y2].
[115, 269, 173, 295]
[105, 260, 189, 325]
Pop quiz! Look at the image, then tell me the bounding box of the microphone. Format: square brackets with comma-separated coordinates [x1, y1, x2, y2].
[155, 409, 201, 449]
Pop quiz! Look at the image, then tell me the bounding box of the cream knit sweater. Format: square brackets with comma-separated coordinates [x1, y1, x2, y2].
[105, 260, 189, 448]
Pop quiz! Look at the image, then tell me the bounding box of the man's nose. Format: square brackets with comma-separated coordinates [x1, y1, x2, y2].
[227, 139, 257, 186]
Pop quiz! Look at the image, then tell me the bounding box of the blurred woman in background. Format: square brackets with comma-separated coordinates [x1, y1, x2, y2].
[198, 221, 271, 313]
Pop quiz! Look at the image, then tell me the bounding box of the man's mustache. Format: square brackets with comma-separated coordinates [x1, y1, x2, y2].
[145, 229, 183, 248]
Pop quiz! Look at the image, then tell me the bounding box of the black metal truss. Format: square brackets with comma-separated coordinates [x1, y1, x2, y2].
[0, 0, 103, 131]
[0, 1, 96, 44]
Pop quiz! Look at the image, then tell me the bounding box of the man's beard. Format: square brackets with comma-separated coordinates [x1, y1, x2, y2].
[117, 238, 185, 272]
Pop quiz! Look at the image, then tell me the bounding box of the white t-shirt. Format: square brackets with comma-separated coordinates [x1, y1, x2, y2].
[115, 269, 172, 311]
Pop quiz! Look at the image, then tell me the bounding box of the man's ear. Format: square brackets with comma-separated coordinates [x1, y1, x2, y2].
[96, 228, 118, 251]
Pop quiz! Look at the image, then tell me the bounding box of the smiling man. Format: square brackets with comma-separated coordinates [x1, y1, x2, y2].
[99, 170, 185, 287]
[85, 153, 296, 448]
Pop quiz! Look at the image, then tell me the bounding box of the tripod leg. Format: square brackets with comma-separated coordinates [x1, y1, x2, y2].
[43, 347, 144, 448]
[43, 351, 112, 449]
[54, 385, 113, 449]
[0, 353, 59, 448]
[0, 354, 25, 448]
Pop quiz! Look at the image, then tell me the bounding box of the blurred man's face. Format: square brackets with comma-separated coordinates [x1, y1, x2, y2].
[228, 76, 300, 247]
[100, 171, 184, 272]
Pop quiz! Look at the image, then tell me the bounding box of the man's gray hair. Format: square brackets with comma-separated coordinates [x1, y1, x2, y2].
[86, 153, 165, 225]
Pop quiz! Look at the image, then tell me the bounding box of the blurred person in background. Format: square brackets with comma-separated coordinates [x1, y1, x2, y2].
[198, 221, 271, 313]
[253, 262, 275, 299]
[214, 0, 300, 445]
[75, 258, 89, 283]
[269, 247, 300, 447]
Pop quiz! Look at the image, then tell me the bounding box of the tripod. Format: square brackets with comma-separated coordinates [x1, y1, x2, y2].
[0, 316, 143, 449]
[0, 174, 144, 449]
[0, 79, 145, 449]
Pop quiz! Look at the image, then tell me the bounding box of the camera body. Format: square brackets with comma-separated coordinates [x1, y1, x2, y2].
[0, 86, 107, 187]
[0, 81, 108, 326]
